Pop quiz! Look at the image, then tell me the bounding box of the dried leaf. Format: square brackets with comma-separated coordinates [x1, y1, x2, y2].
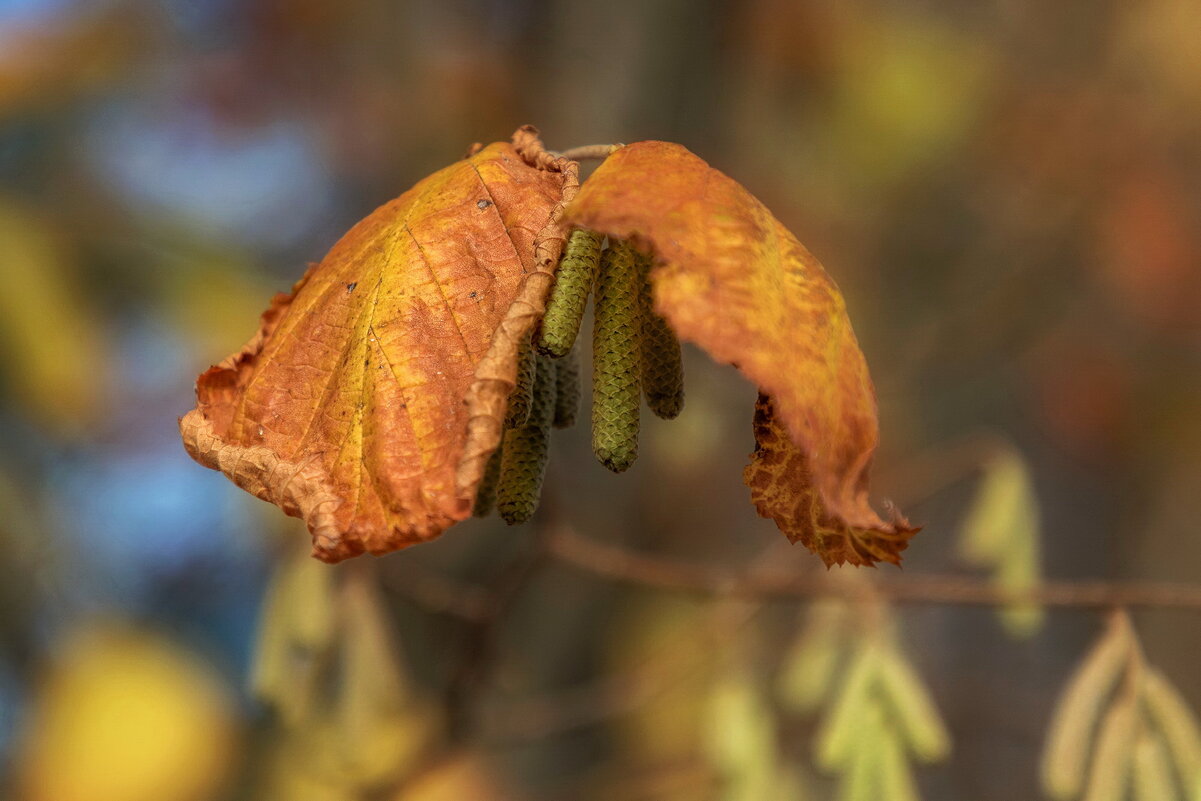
[746, 395, 915, 566]
[565, 141, 914, 565]
[1042, 614, 1136, 800]
[180, 127, 576, 562]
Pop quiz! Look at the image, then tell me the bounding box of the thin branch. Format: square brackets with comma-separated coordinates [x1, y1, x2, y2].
[555, 144, 622, 161]
[545, 525, 1201, 611]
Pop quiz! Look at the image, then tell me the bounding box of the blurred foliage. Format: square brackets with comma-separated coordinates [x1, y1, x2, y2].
[1, 0, 1200, 799]
[13, 624, 238, 801]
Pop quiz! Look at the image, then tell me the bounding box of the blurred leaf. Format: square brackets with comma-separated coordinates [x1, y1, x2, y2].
[0, 196, 110, 434]
[1041, 614, 1135, 800]
[250, 542, 339, 725]
[958, 444, 1044, 637]
[15, 624, 238, 801]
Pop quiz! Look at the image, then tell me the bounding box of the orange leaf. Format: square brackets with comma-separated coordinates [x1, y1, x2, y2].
[564, 141, 914, 565]
[180, 127, 576, 562]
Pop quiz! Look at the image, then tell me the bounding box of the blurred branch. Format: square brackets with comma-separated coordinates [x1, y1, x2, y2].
[545, 525, 1201, 611]
[382, 563, 491, 621]
[444, 520, 552, 741]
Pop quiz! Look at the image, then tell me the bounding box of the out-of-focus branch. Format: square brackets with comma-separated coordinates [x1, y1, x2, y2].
[545, 525, 1201, 611]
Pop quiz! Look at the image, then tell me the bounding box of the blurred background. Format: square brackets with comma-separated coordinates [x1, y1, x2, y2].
[1, 0, 1199, 799]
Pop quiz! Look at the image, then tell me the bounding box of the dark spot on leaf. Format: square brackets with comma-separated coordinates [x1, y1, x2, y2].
[346, 282, 357, 293]
[477, 199, 491, 210]
[469, 290, 479, 298]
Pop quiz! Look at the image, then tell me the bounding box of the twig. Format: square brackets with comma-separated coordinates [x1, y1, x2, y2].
[556, 143, 622, 161]
[546, 525, 1201, 611]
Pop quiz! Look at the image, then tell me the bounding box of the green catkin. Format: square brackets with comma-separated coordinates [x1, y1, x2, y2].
[504, 335, 535, 429]
[553, 349, 581, 429]
[472, 442, 504, 517]
[591, 239, 643, 472]
[539, 229, 603, 358]
[496, 355, 555, 524]
[637, 252, 685, 420]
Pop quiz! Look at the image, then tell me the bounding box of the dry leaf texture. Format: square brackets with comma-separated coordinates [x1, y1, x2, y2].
[181, 128, 572, 562]
[565, 141, 914, 565]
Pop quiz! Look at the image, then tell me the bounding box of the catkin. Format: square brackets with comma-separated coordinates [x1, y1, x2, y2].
[877, 721, 921, 801]
[1082, 688, 1139, 801]
[505, 336, 535, 430]
[1041, 614, 1135, 800]
[637, 252, 685, 420]
[816, 641, 880, 772]
[1141, 667, 1201, 784]
[496, 355, 555, 524]
[1132, 733, 1176, 801]
[472, 442, 504, 517]
[876, 644, 951, 763]
[591, 240, 642, 472]
[539, 229, 603, 358]
[778, 601, 848, 713]
[553, 349, 581, 429]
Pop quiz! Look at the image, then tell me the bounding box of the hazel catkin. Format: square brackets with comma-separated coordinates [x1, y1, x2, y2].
[539, 229, 603, 358]
[591, 240, 643, 472]
[496, 354, 556, 524]
[553, 349, 581, 429]
[637, 252, 685, 420]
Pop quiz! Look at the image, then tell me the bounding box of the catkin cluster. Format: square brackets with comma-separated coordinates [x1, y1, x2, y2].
[473, 228, 686, 524]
